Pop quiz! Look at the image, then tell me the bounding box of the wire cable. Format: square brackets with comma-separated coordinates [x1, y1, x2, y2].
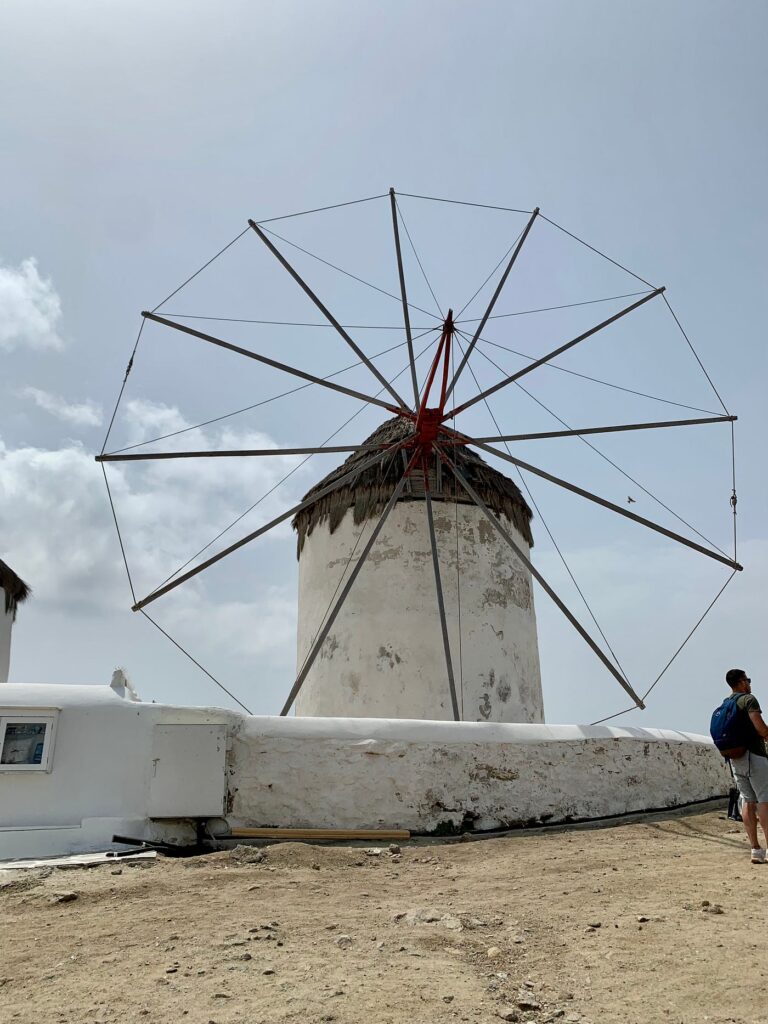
[477, 335, 719, 416]
[662, 294, 730, 415]
[260, 226, 443, 323]
[456, 289, 653, 324]
[456, 228, 525, 320]
[589, 704, 641, 727]
[396, 191, 532, 215]
[539, 214, 656, 289]
[640, 570, 738, 703]
[589, 569, 738, 725]
[150, 227, 251, 313]
[252, 192, 388, 225]
[101, 465, 137, 605]
[159, 315, 434, 330]
[730, 419, 738, 561]
[140, 610, 253, 715]
[395, 198, 444, 319]
[100, 320, 145, 455]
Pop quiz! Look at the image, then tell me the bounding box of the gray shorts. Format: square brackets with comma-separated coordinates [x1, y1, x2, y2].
[731, 751, 768, 804]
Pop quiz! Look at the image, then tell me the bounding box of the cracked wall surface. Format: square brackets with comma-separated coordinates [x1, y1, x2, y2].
[229, 717, 730, 832]
[295, 503, 543, 722]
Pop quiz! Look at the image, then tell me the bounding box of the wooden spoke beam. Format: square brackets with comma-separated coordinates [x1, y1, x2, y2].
[438, 414, 736, 446]
[423, 478, 460, 721]
[444, 207, 540, 402]
[131, 442, 411, 612]
[141, 312, 405, 417]
[439, 448, 645, 709]
[465, 438, 743, 571]
[248, 219, 410, 411]
[389, 189, 420, 408]
[98, 443, 389, 463]
[444, 287, 664, 420]
[281, 452, 418, 715]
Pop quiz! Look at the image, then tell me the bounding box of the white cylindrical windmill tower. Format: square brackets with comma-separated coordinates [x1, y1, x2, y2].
[293, 417, 544, 723]
[0, 559, 30, 684]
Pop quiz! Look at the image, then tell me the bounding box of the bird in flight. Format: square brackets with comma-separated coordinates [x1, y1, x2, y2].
[627, 496, 636, 504]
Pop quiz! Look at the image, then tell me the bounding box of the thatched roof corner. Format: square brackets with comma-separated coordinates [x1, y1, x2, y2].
[0, 559, 30, 619]
[292, 416, 533, 557]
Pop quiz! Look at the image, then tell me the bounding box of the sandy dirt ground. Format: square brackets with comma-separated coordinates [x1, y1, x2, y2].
[1, 805, 766, 1024]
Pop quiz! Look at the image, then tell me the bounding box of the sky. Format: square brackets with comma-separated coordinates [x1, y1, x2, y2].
[1, 0, 766, 734]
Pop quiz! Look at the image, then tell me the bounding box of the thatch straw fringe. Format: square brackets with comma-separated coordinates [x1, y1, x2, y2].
[293, 416, 533, 557]
[0, 559, 31, 619]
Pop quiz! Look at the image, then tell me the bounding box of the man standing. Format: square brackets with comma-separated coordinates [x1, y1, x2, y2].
[722, 669, 768, 864]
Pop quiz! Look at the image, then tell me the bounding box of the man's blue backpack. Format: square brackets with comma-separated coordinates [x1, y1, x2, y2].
[710, 695, 750, 758]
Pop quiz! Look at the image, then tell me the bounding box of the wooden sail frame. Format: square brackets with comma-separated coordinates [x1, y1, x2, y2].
[98, 190, 741, 720]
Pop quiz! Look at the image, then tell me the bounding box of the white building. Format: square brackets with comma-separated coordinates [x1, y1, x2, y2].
[0, 679, 729, 860]
[0, 559, 29, 685]
[293, 417, 544, 722]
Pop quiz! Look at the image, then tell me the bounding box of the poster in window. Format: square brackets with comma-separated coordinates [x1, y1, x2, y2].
[1, 723, 48, 765]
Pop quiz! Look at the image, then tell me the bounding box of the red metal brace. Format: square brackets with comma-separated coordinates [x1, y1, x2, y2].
[411, 310, 455, 466]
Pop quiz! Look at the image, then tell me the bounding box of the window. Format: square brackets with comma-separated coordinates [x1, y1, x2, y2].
[0, 713, 58, 771]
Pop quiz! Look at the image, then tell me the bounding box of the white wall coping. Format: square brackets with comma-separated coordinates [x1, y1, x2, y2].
[0, 683, 137, 709]
[240, 715, 710, 745]
[0, 683, 711, 746]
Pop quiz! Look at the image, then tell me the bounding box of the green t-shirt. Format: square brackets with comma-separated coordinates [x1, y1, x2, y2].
[735, 693, 768, 758]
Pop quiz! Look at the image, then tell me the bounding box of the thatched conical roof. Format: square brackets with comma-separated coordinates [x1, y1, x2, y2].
[0, 559, 30, 618]
[293, 416, 533, 556]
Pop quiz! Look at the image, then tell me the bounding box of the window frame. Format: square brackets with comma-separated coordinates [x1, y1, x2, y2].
[0, 710, 59, 772]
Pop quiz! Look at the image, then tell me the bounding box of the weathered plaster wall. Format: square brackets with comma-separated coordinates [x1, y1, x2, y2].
[295, 502, 543, 722]
[0, 609, 12, 683]
[1, 686, 730, 860]
[229, 717, 730, 833]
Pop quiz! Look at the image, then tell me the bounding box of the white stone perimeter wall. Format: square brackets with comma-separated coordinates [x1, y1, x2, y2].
[230, 718, 731, 833]
[0, 686, 730, 858]
[295, 502, 543, 723]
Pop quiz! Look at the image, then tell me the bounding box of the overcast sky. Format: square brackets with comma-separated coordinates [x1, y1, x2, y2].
[1, 0, 765, 733]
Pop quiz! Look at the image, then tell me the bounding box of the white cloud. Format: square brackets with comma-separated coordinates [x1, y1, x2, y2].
[21, 387, 103, 427]
[0, 400, 312, 660]
[164, 590, 297, 660]
[0, 257, 63, 351]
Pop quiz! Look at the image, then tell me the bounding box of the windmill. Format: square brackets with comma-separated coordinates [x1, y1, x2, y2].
[97, 190, 740, 723]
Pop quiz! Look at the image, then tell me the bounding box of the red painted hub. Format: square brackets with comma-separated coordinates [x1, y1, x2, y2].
[399, 309, 463, 477]
[418, 408, 442, 447]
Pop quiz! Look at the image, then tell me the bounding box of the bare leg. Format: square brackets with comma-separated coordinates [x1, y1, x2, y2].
[742, 801, 759, 849]
[756, 802, 768, 848]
